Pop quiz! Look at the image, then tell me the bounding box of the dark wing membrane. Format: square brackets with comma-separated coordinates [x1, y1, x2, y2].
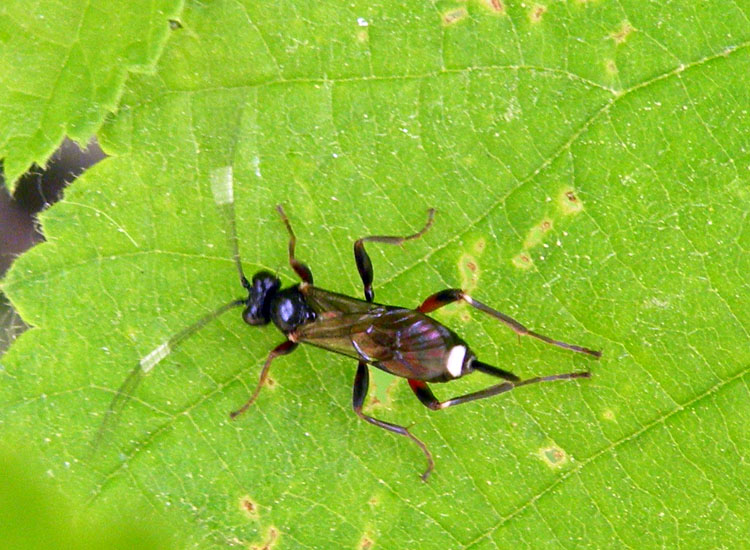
[293, 307, 389, 361]
[295, 307, 465, 381]
[301, 286, 377, 314]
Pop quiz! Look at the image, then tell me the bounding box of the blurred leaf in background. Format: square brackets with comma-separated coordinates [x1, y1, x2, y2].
[0, 0, 182, 187]
[0, 443, 180, 549]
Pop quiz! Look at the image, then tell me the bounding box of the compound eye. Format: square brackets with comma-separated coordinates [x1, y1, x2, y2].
[243, 302, 269, 326]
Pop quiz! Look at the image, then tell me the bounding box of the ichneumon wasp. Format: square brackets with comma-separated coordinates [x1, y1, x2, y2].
[95, 167, 601, 480]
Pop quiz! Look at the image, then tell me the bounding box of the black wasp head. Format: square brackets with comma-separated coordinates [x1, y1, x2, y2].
[242, 271, 281, 326]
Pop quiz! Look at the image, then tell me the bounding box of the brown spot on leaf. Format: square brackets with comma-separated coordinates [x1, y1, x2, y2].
[443, 8, 468, 25]
[239, 495, 259, 519]
[459, 253, 480, 291]
[559, 188, 584, 215]
[540, 445, 567, 467]
[482, 0, 506, 14]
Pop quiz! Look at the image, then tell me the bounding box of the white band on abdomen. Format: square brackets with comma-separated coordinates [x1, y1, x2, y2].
[446, 345, 466, 378]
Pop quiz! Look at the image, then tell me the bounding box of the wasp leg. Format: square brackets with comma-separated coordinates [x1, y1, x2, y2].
[276, 205, 314, 284]
[419, 289, 601, 358]
[353, 361, 434, 481]
[408, 369, 590, 410]
[353, 209, 435, 302]
[230, 340, 298, 419]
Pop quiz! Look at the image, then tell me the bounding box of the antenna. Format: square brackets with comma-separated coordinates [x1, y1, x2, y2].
[210, 166, 250, 290]
[91, 167, 248, 454]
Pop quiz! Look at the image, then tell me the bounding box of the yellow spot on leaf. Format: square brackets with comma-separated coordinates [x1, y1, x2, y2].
[540, 445, 567, 467]
[523, 218, 554, 249]
[529, 4, 547, 23]
[610, 21, 635, 44]
[512, 252, 534, 270]
[251, 526, 279, 550]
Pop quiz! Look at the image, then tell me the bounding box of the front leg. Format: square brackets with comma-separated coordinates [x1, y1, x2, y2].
[230, 340, 298, 418]
[275, 205, 314, 284]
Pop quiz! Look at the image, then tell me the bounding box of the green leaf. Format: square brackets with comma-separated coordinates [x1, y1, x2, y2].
[0, 0, 182, 187]
[0, 443, 182, 549]
[2, 1, 750, 548]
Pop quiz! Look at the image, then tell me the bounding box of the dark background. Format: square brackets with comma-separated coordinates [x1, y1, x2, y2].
[0, 139, 105, 354]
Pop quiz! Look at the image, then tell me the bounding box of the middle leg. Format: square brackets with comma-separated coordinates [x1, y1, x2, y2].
[353, 209, 435, 302]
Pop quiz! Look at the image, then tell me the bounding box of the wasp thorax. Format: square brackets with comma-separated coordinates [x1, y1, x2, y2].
[243, 271, 281, 326]
[270, 288, 316, 333]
